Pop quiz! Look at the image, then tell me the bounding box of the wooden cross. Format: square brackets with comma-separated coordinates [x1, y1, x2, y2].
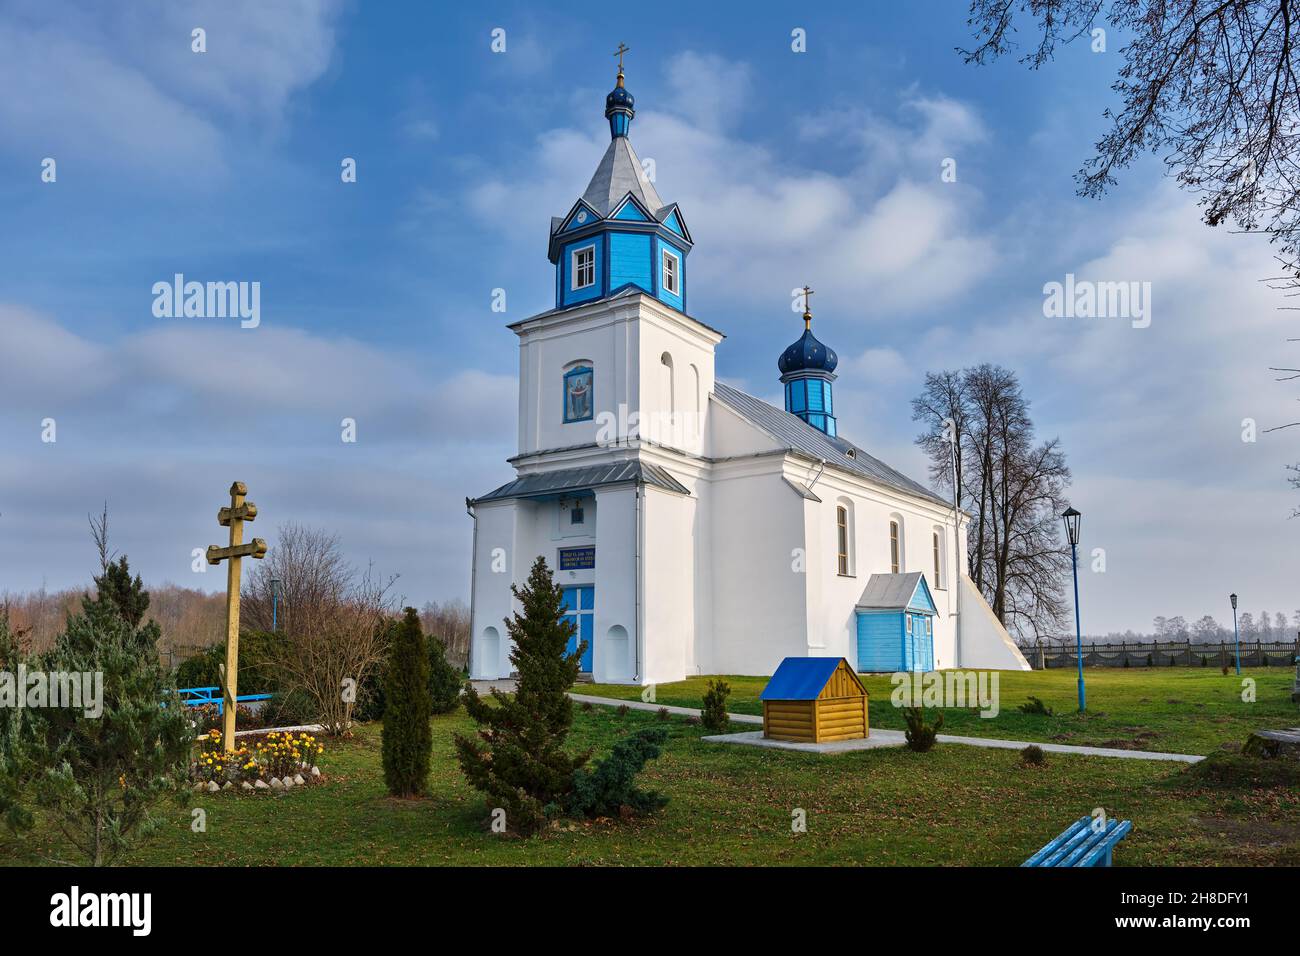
[206, 481, 267, 752]
[800, 284, 815, 328]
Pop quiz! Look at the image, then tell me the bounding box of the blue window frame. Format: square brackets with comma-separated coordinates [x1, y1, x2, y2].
[563, 365, 593, 423]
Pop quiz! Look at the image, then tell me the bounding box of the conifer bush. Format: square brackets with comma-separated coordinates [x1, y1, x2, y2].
[903, 706, 944, 752]
[455, 557, 590, 834]
[567, 727, 669, 819]
[382, 607, 432, 797]
[701, 678, 731, 731]
[427, 635, 462, 714]
[1020, 744, 1046, 766]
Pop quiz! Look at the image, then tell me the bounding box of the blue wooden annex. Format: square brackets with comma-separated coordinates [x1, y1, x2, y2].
[855, 572, 938, 673]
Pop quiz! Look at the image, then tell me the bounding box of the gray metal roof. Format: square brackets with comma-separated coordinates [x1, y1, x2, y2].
[580, 136, 664, 218]
[472, 460, 689, 504]
[856, 572, 925, 609]
[713, 382, 947, 505]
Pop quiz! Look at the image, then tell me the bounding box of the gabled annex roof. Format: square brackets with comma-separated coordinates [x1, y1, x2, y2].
[856, 572, 937, 613]
[712, 382, 947, 506]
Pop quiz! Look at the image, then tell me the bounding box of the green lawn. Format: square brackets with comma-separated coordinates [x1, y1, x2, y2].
[584, 667, 1300, 755]
[2, 699, 1297, 866]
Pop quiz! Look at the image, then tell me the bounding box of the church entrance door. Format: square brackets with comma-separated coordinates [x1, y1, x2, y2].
[562, 585, 595, 672]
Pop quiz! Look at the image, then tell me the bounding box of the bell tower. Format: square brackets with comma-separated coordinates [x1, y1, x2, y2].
[546, 49, 693, 315]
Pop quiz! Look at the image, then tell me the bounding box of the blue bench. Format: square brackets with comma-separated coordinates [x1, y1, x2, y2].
[1022, 816, 1132, 867]
[176, 686, 273, 715]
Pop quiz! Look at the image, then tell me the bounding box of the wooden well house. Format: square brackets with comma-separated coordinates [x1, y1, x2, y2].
[760, 657, 868, 743]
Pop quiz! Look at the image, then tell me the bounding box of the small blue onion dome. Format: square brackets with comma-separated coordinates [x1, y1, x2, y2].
[779, 326, 838, 375]
[605, 81, 634, 114]
[605, 66, 635, 138]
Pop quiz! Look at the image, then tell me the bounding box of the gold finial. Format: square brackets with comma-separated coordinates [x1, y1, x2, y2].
[800, 285, 815, 329]
[614, 42, 630, 87]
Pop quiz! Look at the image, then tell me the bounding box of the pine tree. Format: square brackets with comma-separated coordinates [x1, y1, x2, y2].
[427, 635, 462, 715]
[382, 607, 432, 797]
[85, 555, 151, 631]
[24, 588, 194, 865]
[454, 556, 589, 834]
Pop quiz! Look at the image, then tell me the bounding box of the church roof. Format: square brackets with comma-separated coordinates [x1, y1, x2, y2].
[579, 136, 664, 219]
[713, 382, 947, 505]
[471, 460, 689, 504]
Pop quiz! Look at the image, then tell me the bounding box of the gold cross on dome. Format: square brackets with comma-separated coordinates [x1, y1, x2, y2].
[613, 43, 630, 71]
[800, 285, 815, 327]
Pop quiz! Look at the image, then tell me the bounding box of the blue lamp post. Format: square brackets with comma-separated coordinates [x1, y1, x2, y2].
[1062, 507, 1085, 712]
[1230, 592, 1240, 675]
[271, 576, 281, 632]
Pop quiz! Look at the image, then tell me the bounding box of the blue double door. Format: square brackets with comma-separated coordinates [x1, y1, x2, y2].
[905, 612, 935, 672]
[562, 586, 595, 672]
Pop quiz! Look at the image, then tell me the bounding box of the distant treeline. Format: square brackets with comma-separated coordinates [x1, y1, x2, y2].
[1, 583, 470, 670]
[1031, 611, 1300, 648]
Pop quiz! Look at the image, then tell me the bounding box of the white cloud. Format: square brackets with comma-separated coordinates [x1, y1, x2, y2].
[468, 56, 995, 318]
[0, 0, 342, 177]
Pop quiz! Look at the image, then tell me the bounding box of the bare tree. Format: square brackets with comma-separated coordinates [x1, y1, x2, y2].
[913, 364, 1073, 640]
[419, 599, 470, 669]
[243, 524, 397, 735]
[962, 0, 1300, 483]
[963, 2, 1300, 276]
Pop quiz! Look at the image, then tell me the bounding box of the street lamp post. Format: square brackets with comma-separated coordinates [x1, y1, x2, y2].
[1062, 507, 1085, 712]
[271, 576, 281, 632]
[1230, 592, 1240, 675]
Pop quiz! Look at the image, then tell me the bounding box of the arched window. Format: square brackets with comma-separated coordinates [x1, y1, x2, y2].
[932, 530, 943, 589]
[563, 362, 594, 423]
[660, 352, 675, 415]
[889, 519, 901, 574]
[836, 498, 855, 576]
[689, 363, 701, 436]
[837, 507, 849, 575]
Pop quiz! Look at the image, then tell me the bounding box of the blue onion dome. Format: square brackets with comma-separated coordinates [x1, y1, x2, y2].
[779, 322, 838, 375]
[605, 57, 636, 138]
[605, 79, 635, 114]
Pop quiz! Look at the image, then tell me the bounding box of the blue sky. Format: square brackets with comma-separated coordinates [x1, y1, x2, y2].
[1, 0, 1296, 635]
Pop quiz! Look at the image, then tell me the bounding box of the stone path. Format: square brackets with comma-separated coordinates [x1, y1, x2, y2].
[567, 692, 1205, 764]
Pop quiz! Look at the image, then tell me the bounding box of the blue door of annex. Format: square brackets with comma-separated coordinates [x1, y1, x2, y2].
[905, 613, 935, 672]
[562, 586, 594, 672]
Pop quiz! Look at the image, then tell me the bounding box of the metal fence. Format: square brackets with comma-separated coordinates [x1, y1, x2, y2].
[1016, 639, 1300, 670]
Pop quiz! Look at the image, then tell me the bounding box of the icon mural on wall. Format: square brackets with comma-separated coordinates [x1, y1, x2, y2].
[565, 367, 593, 421]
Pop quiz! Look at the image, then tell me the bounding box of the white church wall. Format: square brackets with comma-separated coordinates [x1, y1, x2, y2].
[469, 499, 521, 679]
[593, 484, 639, 683]
[639, 484, 698, 685]
[706, 398, 784, 459]
[796, 468, 964, 671]
[636, 306, 718, 456]
[708, 465, 809, 676]
[515, 303, 639, 457]
[958, 576, 1033, 671]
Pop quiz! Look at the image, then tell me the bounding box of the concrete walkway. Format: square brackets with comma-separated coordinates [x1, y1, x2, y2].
[568, 692, 1205, 764]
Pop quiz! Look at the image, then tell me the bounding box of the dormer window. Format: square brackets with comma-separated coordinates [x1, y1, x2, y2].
[662, 249, 679, 295]
[572, 245, 595, 290]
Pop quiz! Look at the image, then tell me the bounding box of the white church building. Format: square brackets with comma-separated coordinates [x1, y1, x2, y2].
[467, 61, 1029, 684]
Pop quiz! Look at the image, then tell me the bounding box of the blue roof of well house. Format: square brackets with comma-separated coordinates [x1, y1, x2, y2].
[760, 657, 854, 700]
